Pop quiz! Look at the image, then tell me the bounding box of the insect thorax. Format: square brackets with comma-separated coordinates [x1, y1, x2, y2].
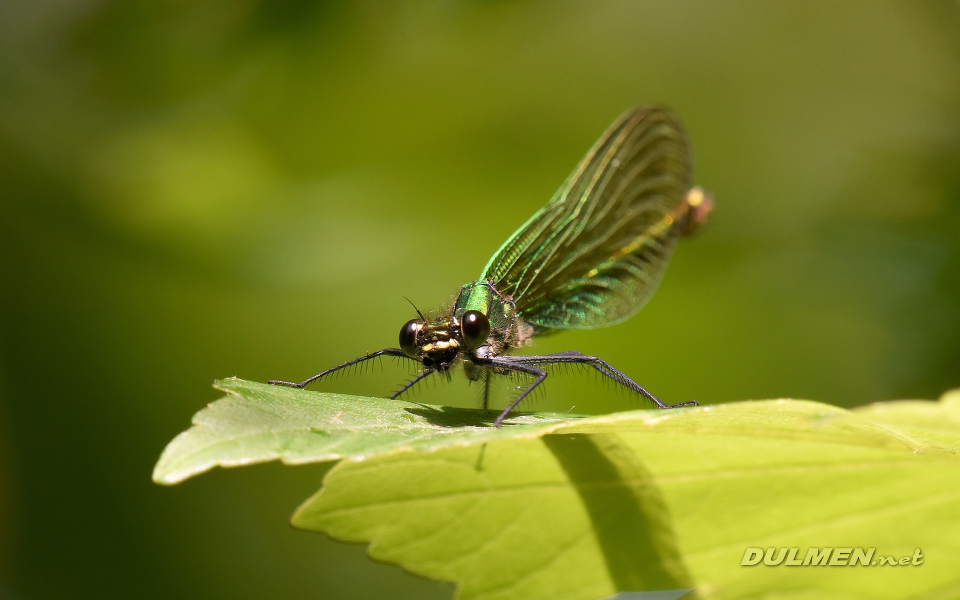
[454, 281, 533, 355]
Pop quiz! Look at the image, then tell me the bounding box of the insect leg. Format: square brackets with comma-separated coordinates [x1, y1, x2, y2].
[390, 368, 436, 399]
[481, 370, 492, 410]
[486, 357, 547, 427]
[269, 348, 414, 389]
[500, 353, 697, 410]
[544, 350, 616, 380]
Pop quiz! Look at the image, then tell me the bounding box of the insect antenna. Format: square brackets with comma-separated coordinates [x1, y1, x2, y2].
[403, 296, 426, 320]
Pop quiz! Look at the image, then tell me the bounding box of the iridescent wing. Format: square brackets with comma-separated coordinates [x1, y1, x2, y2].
[479, 106, 708, 330]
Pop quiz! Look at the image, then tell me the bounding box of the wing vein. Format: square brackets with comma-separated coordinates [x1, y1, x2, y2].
[480, 106, 701, 331]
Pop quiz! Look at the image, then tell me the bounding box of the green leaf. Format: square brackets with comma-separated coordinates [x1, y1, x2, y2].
[294, 432, 696, 600]
[152, 378, 580, 485]
[155, 381, 960, 599]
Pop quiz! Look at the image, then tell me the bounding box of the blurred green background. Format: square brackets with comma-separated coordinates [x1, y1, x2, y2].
[1, 1, 959, 598]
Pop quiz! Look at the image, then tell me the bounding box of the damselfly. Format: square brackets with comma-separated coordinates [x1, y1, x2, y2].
[271, 106, 713, 426]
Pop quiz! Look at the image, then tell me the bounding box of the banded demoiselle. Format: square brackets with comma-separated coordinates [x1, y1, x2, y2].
[271, 106, 714, 426]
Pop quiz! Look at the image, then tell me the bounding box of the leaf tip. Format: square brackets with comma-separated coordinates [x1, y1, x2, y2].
[151, 462, 183, 486]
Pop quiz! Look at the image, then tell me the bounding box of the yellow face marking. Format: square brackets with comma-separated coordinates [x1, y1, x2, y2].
[432, 340, 459, 350]
[422, 343, 434, 352]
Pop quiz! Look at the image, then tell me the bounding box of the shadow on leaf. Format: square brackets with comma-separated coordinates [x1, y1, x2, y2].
[291, 431, 693, 600]
[545, 434, 693, 595]
[404, 404, 501, 427]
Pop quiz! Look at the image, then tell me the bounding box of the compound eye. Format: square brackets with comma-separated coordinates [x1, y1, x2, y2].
[460, 310, 490, 349]
[399, 319, 421, 357]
